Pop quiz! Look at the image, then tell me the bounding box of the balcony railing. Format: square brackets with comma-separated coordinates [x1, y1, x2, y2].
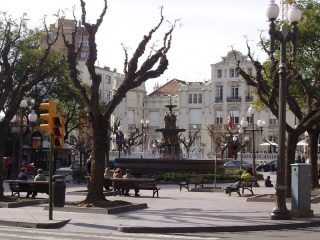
[245, 96, 254, 102]
[227, 96, 241, 102]
[268, 124, 279, 129]
[215, 96, 223, 103]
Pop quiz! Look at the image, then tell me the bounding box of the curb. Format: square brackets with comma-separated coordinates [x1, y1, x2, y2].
[117, 219, 320, 233]
[0, 199, 49, 208]
[0, 219, 70, 229]
[43, 203, 148, 214]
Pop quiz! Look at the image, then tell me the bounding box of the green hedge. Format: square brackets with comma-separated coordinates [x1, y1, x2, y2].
[150, 170, 246, 182]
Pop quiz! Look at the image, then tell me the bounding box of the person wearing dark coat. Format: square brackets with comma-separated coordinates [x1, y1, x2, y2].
[86, 155, 92, 175]
[265, 176, 274, 187]
[17, 167, 35, 198]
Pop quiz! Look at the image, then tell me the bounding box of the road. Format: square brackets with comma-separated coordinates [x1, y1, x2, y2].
[0, 226, 320, 240]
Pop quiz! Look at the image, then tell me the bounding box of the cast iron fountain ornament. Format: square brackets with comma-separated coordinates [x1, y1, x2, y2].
[155, 98, 185, 159]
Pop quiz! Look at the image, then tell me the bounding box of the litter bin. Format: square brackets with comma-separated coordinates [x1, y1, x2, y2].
[52, 175, 66, 207]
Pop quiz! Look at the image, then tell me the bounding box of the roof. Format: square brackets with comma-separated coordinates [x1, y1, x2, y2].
[148, 79, 185, 97]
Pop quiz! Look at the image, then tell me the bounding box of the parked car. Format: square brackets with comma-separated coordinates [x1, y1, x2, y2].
[224, 160, 251, 170]
[256, 160, 277, 172]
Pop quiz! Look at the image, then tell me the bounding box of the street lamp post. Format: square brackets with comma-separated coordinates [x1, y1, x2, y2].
[266, 0, 302, 220]
[240, 104, 265, 187]
[304, 131, 308, 157]
[140, 119, 149, 158]
[9, 121, 20, 172]
[14, 99, 37, 171]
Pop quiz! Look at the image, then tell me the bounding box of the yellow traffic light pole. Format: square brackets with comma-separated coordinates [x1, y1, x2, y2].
[40, 101, 65, 220]
[49, 133, 54, 220]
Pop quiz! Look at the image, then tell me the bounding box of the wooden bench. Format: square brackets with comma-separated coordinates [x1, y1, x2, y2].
[111, 178, 160, 197]
[6, 180, 49, 197]
[85, 176, 113, 191]
[178, 175, 205, 191]
[224, 178, 254, 197]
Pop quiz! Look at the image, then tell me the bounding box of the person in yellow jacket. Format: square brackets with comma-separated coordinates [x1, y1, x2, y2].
[224, 167, 253, 194]
[241, 167, 254, 179]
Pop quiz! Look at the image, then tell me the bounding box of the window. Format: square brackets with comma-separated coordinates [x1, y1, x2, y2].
[105, 75, 111, 84]
[231, 111, 239, 124]
[269, 119, 277, 124]
[217, 69, 222, 78]
[189, 109, 202, 125]
[235, 70, 239, 77]
[230, 69, 235, 78]
[79, 52, 89, 58]
[246, 114, 253, 124]
[43, 32, 53, 40]
[189, 94, 202, 104]
[193, 94, 197, 103]
[231, 86, 239, 98]
[78, 40, 89, 47]
[104, 90, 110, 99]
[149, 112, 160, 127]
[217, 86, 223, 99]
[269, 113, 278, 124]
[216, 110, 223, 124]
[247, 67, 252, 76]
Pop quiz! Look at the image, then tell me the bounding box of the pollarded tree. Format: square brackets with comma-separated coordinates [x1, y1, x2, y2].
[61, 0, 178, 204]
[0, 12, 63, 199]
[235, 1, 320, 194]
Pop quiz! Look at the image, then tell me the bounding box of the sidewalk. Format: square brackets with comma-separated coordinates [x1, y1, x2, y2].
[0, 172, 320, 233]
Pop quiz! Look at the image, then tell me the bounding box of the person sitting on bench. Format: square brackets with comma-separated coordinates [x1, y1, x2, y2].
[31, 168, 47, 198]
[17, 167, 35, 198]
[223, 167, 253, 194]
[123, 169, 140, 197]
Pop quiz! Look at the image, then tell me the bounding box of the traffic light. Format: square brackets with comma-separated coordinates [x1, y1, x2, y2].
[40, 101, 57, 134]
[53, 116, 64, 148]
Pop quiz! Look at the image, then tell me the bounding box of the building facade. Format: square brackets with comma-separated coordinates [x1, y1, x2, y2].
[111, 50, 296, 157]
[41, 19, 296, 159]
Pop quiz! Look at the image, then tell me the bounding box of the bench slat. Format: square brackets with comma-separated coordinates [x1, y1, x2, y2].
[111, 178, 160, 198]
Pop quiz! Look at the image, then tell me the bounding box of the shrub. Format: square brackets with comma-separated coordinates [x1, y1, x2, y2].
[72, 170, 87, 180]
[150, 172, 243, 182]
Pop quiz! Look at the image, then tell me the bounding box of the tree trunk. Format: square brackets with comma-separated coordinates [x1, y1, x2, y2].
[285, 132, 299, 197]
[0, 122, 6, 199]
[84, 116, 108, 203]
[309, 127, 320, 189]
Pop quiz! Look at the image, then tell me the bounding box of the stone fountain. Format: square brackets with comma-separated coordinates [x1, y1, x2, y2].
[155, 98, 185, 159]
[114, 99, 227, 176]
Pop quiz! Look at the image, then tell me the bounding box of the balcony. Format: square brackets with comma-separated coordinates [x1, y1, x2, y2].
[227, 96, 241, 102]
[215, 96, 223, 103]
[245, 96, 254, 102]
[268, 124, 279, 129]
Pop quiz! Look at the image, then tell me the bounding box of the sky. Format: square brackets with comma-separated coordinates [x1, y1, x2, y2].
[1, 0, 280, 94]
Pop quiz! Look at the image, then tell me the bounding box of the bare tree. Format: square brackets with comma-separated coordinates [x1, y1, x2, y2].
[61, 1, 178, 203]
[179, 127, 201, 159]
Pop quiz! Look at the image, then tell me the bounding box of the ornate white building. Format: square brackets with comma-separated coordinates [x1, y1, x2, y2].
[111, 50, 296, 155]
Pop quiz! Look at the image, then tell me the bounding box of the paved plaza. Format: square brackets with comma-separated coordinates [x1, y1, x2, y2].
[0, 170, 320, 233]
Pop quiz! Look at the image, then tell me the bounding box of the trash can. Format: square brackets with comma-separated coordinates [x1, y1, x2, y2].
[52, 175, 66, 207]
